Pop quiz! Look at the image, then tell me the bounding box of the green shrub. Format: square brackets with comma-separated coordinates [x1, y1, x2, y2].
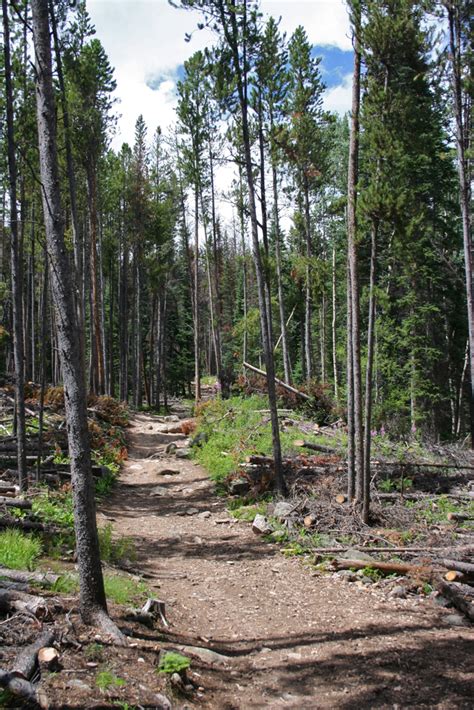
[158, 652, 190, 675]
[0, 529, 42, 570]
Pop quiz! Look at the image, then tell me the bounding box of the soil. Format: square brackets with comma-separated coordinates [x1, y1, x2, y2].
[94, 411, 474, 709]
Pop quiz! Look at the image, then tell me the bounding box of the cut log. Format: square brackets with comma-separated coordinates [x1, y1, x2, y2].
[0, 588, 50, 618]
[293, 439, 336, 454]
[438, 559, 474, 580]
[313, 544, 474, 555]
[244, 455, 274, 466]
[438, 581, 474, 621]
[330, 558, 432, 577]
[37, 647, 60, 672]
[0, 567, 60, 586]
[13, 630, 55, 679]
[0, 497, 32, 509]
[335, 494, 347, 504]
[0, 515, 60, 533]
[304, 514, 316, 528]
[243, 361, 311, 400]
[445, 570, 467, 583]
[447, 512, 474, 522]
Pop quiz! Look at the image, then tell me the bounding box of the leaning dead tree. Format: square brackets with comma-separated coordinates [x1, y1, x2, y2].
[30, 0, 122, 639]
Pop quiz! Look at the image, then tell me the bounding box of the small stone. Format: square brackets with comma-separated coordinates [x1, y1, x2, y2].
[154, 694, 172, 710]
[389, 585, 407, 599]
[337, 570, 357, 582]
[198, 510, 212, 519]
[273, 502, 294, 520]
[186, 508, 200, 515]
[444, 613, 467, 627]
[193, 536, 203, 544]
[165, 443, 177, 454]
[151, 486, 168, 497]
[138, 657, 145, 663]
[252, 514, 273, 535]
[176, 448, 191, 459]
[68, 679, 90, 692]
[157, 468, 179, 476]
[185, 684, 194, 692]
[170, 672, 183, 688]
[164, 415, 180, 422]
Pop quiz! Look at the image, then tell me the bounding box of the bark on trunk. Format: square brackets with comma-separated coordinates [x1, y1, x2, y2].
[30, 0, 120, 637]
[448, 4, 474, 447]
[347, 5, 364, 506]
[2, 0, 27, 492]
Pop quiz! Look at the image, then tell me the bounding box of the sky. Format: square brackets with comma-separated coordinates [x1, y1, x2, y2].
[87, 0, 354, 150]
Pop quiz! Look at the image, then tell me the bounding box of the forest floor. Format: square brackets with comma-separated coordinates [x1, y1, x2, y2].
[97, 410, 474, 709]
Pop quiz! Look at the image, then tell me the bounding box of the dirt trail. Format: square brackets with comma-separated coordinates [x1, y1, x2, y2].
[99, 411, 473, 709]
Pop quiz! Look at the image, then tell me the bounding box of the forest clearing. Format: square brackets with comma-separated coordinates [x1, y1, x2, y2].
[0, 0, 472, 707]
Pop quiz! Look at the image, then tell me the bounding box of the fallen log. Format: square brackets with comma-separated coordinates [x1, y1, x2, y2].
[447, 512, 474, 522]
[13, 630, 55, 679]
[313, 544, 474, 555]
[438, 581, 474, 621]
[243, 362, 311, 401]
[371, 460, 474, 472]
[376, 492, 473, 501]
[0, 567, 60, 586]
[0, 497, 32, 509]
[0, 588, 50, 618]
[0, 671, 43, 706]
[438, 559, 474, 576]
[0, 515, 60, 533]
[330, 558, 433, 577]
[293, 439, 336, 454]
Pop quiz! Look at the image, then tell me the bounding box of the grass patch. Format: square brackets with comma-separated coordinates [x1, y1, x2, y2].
[104, 573, 149, 605]
[95, 669, 126, 692]
[98, 524, 136, 565]
[0, 529, 42, 570]
[227, 498, 268, 521]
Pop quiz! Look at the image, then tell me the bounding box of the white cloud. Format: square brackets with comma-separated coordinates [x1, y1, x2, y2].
[323, 72, 353, 114]
[87, 0, 351, 147]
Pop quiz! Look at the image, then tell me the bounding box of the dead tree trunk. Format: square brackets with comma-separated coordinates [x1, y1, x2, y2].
[30, 0, 121, 639]
[2, 0, 27, 492]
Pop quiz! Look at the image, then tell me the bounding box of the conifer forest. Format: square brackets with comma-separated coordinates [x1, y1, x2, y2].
[0, 1, 472, 708]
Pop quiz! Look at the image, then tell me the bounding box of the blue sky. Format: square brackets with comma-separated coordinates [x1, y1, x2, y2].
[314, 45, 354, 88]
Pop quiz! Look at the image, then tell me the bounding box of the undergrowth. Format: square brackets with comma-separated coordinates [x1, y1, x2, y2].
[193, 395, 336, 482]
[0, 529, 42, 570]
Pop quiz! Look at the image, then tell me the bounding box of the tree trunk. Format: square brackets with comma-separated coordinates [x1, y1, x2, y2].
[87, 165, 105, 395]
[30, 0, 121, 638]
[363, 220, 378, 523]
[272, 160, 292, 384]
[447, 3, 473, 447]
[332, 245, 339, 402]
[303, 174, 313, 381]
[194, 187, 201, 403]
[2, 0, 27, 492]
[347, 4, 364, 504]
[219, 0, 285, 494]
